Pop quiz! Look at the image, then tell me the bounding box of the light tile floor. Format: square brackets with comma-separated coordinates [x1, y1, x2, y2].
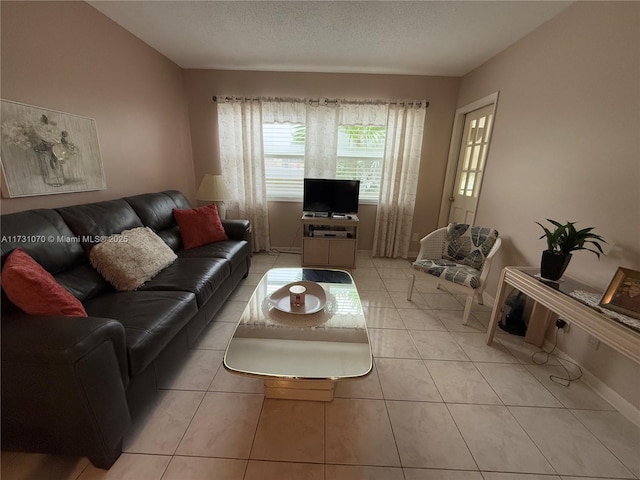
[2, 252, 639, 480]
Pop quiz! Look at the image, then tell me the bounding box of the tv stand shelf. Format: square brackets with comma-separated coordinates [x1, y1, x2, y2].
[301, 213, 359, 268]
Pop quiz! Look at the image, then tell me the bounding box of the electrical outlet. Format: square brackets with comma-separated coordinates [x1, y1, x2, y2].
[411, 232, 419, 241]
[588, 334, 600, 350]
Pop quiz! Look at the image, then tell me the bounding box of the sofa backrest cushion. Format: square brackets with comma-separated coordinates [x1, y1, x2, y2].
[0, 209, 113, 304]
[54, 263, 115, 301]
[57, 199, 143, 254]
[1, 209, 85, 273]
[125, 190, 191, 251]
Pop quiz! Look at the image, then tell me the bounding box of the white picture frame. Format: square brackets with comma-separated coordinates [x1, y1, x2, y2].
[1, 99, 106, 197]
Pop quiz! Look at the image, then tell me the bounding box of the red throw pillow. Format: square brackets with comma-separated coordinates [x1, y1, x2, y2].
[1, 248, 87, 317]
[173, 203, 228, 249]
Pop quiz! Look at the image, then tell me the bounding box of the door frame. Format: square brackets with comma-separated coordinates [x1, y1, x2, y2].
[438, 91, 500, 226]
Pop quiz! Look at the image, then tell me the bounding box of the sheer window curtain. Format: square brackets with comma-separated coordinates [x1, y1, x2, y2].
[217, 99, 270, 252]
[304, 102, 339, 178]
[261, 98, 340, 181]
[262, 99, 387, 179]
[305, 100, 388, 178]
[372, 101, 427, 258]
[216, 96, 426, 256]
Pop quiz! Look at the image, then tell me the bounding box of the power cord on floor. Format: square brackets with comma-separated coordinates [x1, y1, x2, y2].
[269, 225, 303, 256]
[268, 249, 301, 256]
[531, 320, 583, 387]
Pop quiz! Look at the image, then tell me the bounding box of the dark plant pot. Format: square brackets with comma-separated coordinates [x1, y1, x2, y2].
[540, 251, 572, 281]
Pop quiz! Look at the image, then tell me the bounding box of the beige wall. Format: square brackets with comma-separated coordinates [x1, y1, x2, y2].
[183, 70, 460, 250]
[4, 0, 636, 411]
[0, 1, 195, 214]
[458, 2, 640, 410]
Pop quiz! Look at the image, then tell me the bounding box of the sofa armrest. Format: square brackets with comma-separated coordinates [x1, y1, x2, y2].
[1, 314, 131, 467]
[222, 219, 251, 243]
[1, 314, 128, 385]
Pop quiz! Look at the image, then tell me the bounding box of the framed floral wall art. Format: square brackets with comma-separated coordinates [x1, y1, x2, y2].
[1, 100, 106, 197]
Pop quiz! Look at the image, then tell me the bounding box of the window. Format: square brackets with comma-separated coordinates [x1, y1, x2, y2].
[263, 123, 385, 202]
[263, 123, 305, 200]
[457, 115, 492, 198]
[336, 125, 385, 202]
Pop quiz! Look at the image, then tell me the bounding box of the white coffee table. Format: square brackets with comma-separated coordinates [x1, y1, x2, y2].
[223, 268, 372, 401]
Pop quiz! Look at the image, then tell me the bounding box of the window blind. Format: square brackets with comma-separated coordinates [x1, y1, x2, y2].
[263, 123, 385, 202]
[264, 123, 305, 200]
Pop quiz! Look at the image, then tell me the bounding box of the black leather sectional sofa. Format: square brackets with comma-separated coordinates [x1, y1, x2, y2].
[0, 190, 252, 468]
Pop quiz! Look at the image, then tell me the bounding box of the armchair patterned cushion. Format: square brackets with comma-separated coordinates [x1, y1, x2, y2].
[408, 223, 501, 325]
[443, 223, 498, 270]
[412, 259, 482, 289]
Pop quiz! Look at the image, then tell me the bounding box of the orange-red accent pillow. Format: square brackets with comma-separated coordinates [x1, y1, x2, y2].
[173, 203, 228, 249]
[1, 248, 87, 317]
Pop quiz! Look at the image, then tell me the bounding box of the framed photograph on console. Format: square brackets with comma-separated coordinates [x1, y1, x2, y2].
[599, 267, 640, 320]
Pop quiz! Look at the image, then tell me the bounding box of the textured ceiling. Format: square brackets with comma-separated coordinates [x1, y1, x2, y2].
[89, 1, 571, 76]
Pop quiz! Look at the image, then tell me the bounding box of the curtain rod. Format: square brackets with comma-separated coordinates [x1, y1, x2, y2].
[212, 96, 429, 109]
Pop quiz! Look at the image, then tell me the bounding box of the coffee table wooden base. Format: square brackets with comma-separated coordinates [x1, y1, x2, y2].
[264, 379, 335, 402]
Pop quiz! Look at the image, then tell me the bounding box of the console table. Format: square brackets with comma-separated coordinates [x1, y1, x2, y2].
[486, 266, 640, 364]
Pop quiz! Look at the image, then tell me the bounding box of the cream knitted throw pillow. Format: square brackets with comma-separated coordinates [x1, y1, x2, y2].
[90, 227, 177, 291]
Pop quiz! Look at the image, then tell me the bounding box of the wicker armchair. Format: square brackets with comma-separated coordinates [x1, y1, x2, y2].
[407, 224, 502, 325]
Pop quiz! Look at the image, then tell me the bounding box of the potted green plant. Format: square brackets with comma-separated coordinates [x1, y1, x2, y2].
[536, 219, 606, 281]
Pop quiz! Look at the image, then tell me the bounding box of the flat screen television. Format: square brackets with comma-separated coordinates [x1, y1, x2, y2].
[303, 178, 360, 215]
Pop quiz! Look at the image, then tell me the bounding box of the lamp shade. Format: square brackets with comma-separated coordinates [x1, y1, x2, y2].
[196, 174, 231, 202]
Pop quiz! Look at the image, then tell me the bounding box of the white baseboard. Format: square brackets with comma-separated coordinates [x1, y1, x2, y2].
[581, 367, 640, 428]
[541, 339, 640, 428]
[482, 290, 496, 307]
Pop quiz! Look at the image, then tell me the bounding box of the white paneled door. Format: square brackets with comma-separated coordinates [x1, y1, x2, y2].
[448, 104, 494, 225]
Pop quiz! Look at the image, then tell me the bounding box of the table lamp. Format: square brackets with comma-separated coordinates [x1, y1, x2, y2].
[196, 174, 231, 219]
